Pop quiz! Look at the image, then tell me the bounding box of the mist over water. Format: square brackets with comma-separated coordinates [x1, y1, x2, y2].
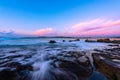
[0, 37, 110, 80]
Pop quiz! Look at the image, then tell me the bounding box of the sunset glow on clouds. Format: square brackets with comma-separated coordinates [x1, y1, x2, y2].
[1, 0, 120, 37]
[33, 18, 120, 36]
[34, 28, 55, 36]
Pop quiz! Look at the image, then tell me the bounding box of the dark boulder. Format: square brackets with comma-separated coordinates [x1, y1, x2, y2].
[49, 40, 56, 43]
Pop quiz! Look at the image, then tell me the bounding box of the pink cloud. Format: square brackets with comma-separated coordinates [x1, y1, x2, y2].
[69, 19, 120, 36]
[34, 28, 56, 36]
[33, 18, 120, 36]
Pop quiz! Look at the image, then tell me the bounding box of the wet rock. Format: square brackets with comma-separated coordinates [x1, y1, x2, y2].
[52, 50, 93, 80]
[78, 56, 88, 63]
[49, 40, 56, 43]
[97, 39, 120, 44]
[89, 71, 108, 80]
[4, 62, 33, 71]
[58, 60, 92, 79]
[112, 40, 120, 44]
[67, 50, 85, 57]
[93, 49, 104, 53]
[74, 38, 80, 41]
[69, 40, 73, 42]
[92, 53, 120, 80]
[62, 40, 65, 42]
[85, 39, 96, 42]
[9, 50, 17, 53]
[108, 44, 119, 47]
[0, 62, 33, 80]
[6, 55, 23, 59]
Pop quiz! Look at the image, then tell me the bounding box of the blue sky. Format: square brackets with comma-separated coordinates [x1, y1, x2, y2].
[0, 0, 120, 36]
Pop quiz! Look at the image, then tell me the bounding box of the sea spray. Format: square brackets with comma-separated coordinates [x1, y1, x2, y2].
[31, 52, 56, 80]
[32, 61, 55, 80]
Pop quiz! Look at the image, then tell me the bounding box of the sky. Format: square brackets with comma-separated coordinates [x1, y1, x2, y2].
[0, 0, 120, 37]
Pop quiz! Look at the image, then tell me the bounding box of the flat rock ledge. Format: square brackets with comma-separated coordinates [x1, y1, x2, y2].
[92, 53, 120, 80]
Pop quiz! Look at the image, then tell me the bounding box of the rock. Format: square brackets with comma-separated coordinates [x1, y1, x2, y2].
[69, 40, 73, 42]
[96, 38, 120, 44]
[49, 40, 56, 43]
[9, 50, 17, 53]
[58, 60, 92, 79]
[74, 38, 80, 41]
[67, 50, 85, 57]
[89, 71, 108, 80]
[85, 39, 96, 42]
[62, 40, 65, 42]
[4, 62, 33, 71]
[112, 40, 120, 44]
[78, 56, 88, 63]
[52, 50, 93, 80]
[108, 44, 119, 47]
[0, 62, 33, 80]
[97, 38, 110, 43]
[92, 53, 120, 80]
[68, 39, 80, 42]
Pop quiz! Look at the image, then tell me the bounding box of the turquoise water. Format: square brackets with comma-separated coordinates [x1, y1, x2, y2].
[0, 37, 109, 50]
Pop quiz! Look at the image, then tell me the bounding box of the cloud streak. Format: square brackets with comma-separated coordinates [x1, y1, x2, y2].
[32, 18, 120, 36]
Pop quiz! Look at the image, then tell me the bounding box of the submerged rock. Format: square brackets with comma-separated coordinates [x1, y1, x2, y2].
[92, 53, 120, 80]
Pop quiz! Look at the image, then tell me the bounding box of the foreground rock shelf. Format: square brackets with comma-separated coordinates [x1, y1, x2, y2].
[0, 42, 120, 80]
[0, 48, 93, 80]
[92, 48, 120, 80]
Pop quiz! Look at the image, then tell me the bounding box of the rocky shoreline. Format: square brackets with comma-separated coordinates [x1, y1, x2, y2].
[0, 38, 120, 80]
